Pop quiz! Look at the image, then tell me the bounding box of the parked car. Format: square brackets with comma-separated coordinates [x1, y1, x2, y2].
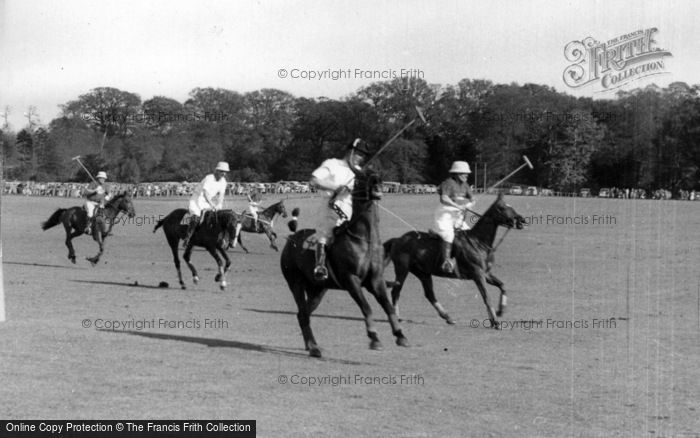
[540, 188, 554, 196]
[580, 188, 591, 197]
[598, 188, 610, 198]
[382, 182, 401, 193]
[509, 185, 523, 195]
[525, 186, 538, 196]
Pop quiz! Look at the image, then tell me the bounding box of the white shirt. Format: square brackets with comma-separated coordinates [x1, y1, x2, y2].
[312, 158, 355, 219]
[190, 174, 227, 211]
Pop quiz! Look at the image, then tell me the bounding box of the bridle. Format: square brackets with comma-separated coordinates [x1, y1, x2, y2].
[341, 171, 381, 243]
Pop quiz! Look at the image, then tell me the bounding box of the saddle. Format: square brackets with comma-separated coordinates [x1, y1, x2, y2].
[302, 222, 350, 250]
[426, 229, 443, 240]
[183, 210, 217, 227]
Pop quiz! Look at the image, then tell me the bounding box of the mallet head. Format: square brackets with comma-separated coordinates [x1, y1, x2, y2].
[415, 106, 427, 124]
[523, 155, 534, 170]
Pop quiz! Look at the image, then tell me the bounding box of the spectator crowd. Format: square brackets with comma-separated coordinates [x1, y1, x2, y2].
[2, 180, 698, 201]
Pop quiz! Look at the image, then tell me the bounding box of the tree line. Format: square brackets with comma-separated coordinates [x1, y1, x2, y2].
[2, 78, 699, 192]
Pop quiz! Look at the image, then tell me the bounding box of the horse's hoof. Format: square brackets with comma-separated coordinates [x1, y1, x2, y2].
[309, 347, 322, 358]
[369, 340, 383, 351]
[219, 282, 227, 291]
[396, 337, 410, 348]
[70, 258, 76, 264]
[215, 273, 222, 282]
[492, 321, 502, 330]
[193, 276, 199, 284]
[445, 317, 456, 325]
[181, 285, 186, 290]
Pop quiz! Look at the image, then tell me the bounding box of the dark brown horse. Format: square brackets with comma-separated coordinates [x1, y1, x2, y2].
[153, 209, 238, 290]
[230, 200, 288, 252]
[280, 170, 409, 358]
[383, 193, 526, 328]
[41, 192, 136, 266]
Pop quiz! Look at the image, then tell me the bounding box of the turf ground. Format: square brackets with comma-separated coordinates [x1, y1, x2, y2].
[1, 194, 699, 437]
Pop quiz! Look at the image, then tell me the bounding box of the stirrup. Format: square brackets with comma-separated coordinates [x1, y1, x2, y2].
[313, 265, 328, 281]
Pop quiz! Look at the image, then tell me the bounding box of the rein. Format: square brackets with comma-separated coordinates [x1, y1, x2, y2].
[460, 202, 514, 256]
[101, 195, 129, 218]
[240, 212, 273, 225]
[490, 227, 511, 255]
[337, 177, 379, 244]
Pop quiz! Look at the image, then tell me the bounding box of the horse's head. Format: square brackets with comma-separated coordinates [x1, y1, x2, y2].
[489, 193, 526, 229]
[275, 200, 288, 218]
[221, 210, 239, 243]
[110, 192, 136, 218]
[352, 169, 383, 208]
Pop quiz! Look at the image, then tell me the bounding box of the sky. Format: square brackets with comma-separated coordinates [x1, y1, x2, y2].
[1, 0, 698, 131]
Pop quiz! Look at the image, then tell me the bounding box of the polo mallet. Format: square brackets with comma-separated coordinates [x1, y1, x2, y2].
[477, 155, 534, 200]
[71, 155, 99, 184]
[465, 155, 534, 217]
[365, 106, 427, 167]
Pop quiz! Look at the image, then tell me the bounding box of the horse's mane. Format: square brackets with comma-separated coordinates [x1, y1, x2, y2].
[108, 191, 129, 201]
[105, 191, 129, 207]
[263, 199, 283, 209]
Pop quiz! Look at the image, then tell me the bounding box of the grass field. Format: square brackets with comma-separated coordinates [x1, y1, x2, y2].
[1, 194, 699, 437]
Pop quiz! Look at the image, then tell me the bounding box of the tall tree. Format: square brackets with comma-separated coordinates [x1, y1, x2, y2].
[61, 87, 142, 150]
[142, 96, 185, 134]
[14, 129, 33, 179]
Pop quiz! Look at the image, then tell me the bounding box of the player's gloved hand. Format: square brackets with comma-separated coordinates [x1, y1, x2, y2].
[334, 185, 350, 196]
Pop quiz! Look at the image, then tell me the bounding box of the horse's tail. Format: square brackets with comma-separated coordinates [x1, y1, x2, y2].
[153, 217, 165, 233]
[154, 209, 188, 233]
[287, 207, 300, 232]
[382, 238, 396, 268]
[41, 208, 66, 230]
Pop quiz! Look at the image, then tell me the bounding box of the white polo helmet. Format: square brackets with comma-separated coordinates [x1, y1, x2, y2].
[215, 161, 230, 172]
[449, 161, 471, 174]
[96, 171, 107, 180]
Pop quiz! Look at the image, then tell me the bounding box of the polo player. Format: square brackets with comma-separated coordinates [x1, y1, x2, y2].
[183, 161, 229, 247]
[309, 138, 371, 281]
[433, 161, 474, 273]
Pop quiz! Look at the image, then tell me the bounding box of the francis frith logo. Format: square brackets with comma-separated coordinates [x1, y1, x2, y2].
[563, 28, 672, 91]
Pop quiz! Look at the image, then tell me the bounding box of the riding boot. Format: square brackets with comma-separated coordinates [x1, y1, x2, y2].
[440, 240, 454, 273]
[313, 242, 329, 281]
[182, 216, 198, 247]
[84, 216, 92, 235]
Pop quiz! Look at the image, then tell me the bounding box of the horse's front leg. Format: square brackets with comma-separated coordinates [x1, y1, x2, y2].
[215, 244, 231, 290]
[366, 274, 409, 347]
[183, 244, 199, 284]
[206, 246, 226, 290]
[473, 273, 500, 329]
[232, 223, 242, 248]
[264, 226, 278, 251]
[86, 232, 104, 267]
[485, 273, 507, 317]
[344, 275, 383, 350]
